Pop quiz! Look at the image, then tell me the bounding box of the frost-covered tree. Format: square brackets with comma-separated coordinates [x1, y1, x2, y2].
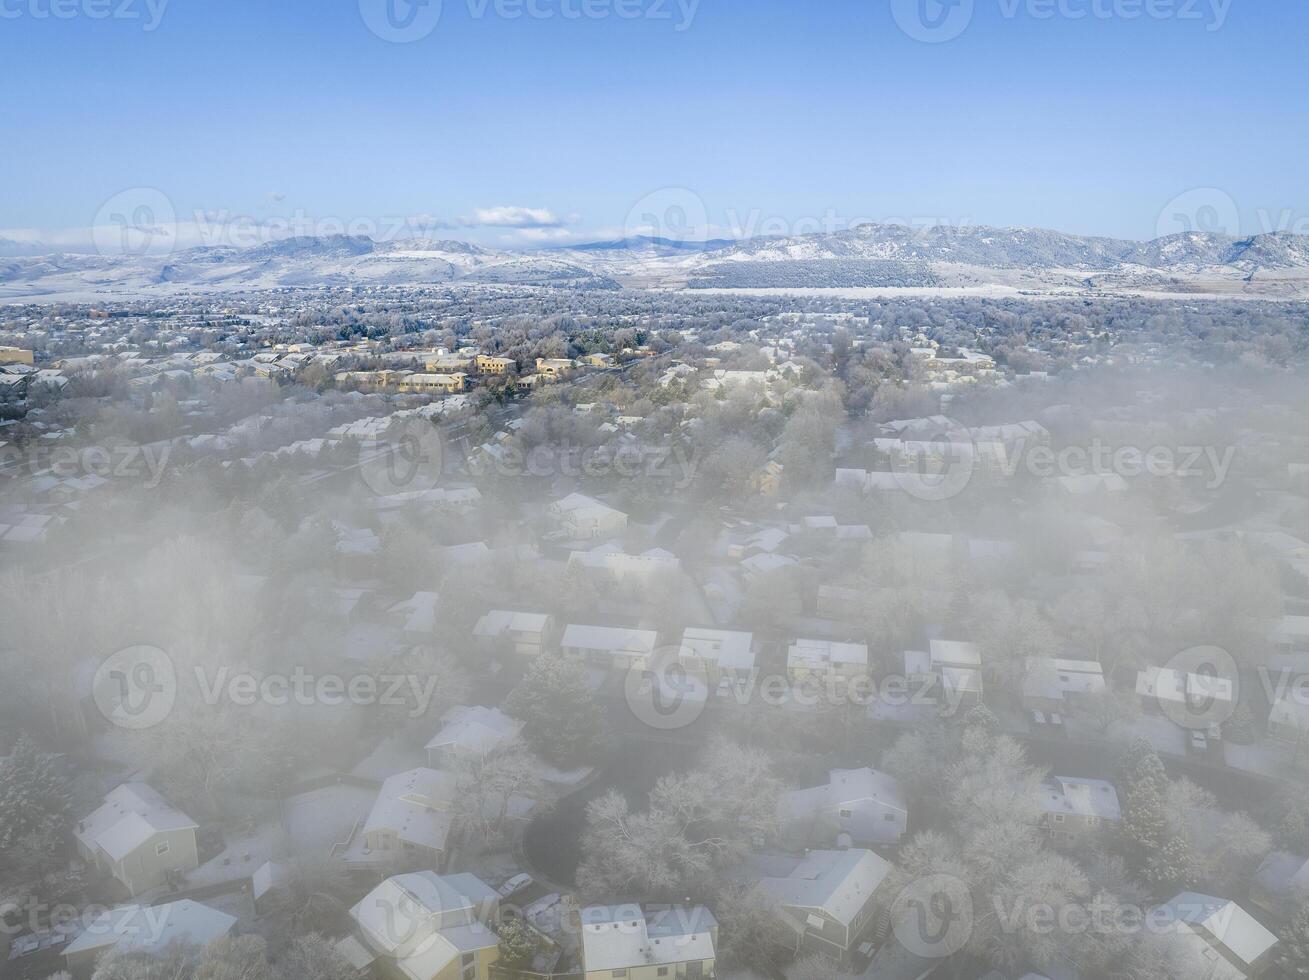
[506, 653, 607, 768]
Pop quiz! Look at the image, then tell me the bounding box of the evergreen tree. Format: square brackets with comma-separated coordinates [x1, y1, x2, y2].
[0, 734, 72, 853]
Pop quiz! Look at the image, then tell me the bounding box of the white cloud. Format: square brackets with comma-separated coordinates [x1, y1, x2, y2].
[470, 206, 565, 229]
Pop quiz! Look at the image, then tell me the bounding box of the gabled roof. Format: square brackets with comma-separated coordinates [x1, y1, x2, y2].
[426, 705, 523, 755]
[75, 782, 197, 862]
[362, 768, 456, 852]
[1039, 777, 1121, 821]
[761, 849, 891, 928]
[351, 871, 498, 958]
[781, 768, 907, 822]
[581, 904, 716, 973]
[1156, 892, 1278, 969]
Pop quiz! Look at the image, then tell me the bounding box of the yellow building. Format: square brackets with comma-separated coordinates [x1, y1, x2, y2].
[476, 354, 515, 374]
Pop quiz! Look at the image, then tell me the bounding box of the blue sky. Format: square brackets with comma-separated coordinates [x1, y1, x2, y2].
[1, 0, 1306, 248]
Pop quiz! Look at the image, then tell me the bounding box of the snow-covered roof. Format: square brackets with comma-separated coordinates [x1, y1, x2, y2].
[761, 849, 891, 928]
[75, 782, 197, 862]
[679, 627, 755, 672]
[63, 900, 235, 957]
[472, 609, 551, 638]
[561, 624, 657, 656]
[581, 904, 716, 973]
[1039, 777, 1121, 821]
[1155, 892, 1277, 970]
[426, 705, 523, 755]
[787, 638, 869, 671]
[362, 768, 456, 853]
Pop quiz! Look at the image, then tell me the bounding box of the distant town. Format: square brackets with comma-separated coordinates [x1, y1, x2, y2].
[1, 281, 1308, 980]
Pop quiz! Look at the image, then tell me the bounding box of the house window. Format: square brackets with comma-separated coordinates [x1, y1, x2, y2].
[612, 972, 628, 978]
[155, 841, 170, 856]
[1052, 814, 1064, 824]
[884, 813, 897, 821]
[839, 809, 853, 819]
[658, 970, 670, 977]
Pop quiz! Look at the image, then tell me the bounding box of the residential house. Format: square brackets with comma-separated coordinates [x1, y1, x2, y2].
[74, 782, 199, 896]
[391, 591, 441, 638]
[787, 638, 869, 685]
[905, 639, 984, 709]
[0, 346, 35, 365]
[472, 610, 554, 657]
[567, 545, 681, 585]
[678, 627, 755, 690]
[63, 900, 236, 973]
[778, 768, 907, 848]
[1038, 777, 1121, 844]
[355, 768, 456, 872]
[561, 624, 658, 670]
[761, 849, 891, 965]
[342, 872, 502, 980]
[1022, 658, 1106, 713]
[426, 705, 524, 768]
[1136, 666, 1234, 718]
[1150, 892, 1278, 978]
[549, 492, 629, 540]
[580, 904, 718, 980]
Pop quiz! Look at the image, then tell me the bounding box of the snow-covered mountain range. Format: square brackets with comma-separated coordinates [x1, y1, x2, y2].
[4, 224, 1309, 302]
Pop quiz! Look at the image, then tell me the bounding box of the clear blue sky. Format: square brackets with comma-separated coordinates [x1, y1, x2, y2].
[2, 0, 1306, 247]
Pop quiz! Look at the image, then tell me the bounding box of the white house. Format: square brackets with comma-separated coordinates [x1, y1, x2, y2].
[549, 492, 628, 539]
[678, 627, 756, 688]
[1136, 666, 1234, 717]
[905, 639, 984, 707]
[580, 904, 718, 980]
[1038, 776, 1121, 843]
[1022, 658, 1106, 712]
[472, 610, 554, 658]
[74, 782, 199, 896]
[567, 544, 682, 584]
[787, 638, 869, 684]
[561, 624, 658, 670]
[779, 768, 907, 847]
[426, 705, 524, 768]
